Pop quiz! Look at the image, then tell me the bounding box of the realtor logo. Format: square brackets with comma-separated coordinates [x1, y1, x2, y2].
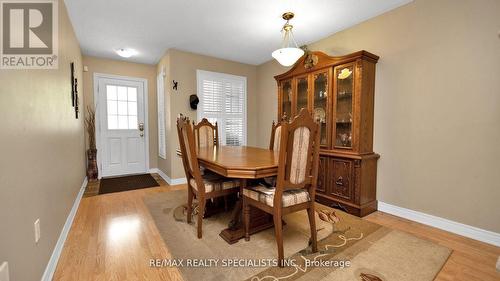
[1, 0, 58, 69]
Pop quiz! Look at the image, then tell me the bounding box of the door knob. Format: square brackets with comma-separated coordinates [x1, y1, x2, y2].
[139, 123, 144, 131]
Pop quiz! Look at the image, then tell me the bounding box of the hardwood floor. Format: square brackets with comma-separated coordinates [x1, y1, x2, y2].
[53, 177, 500, 281]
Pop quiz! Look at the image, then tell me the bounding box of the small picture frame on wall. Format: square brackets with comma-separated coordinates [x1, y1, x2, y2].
[70, 62, 79, 119]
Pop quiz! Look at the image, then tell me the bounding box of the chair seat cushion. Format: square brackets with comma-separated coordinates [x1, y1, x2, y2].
[242, 185, 310, 207]
[189, 174, 239, 193]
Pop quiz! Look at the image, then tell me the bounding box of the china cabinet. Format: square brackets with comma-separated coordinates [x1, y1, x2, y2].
[275, 51, 379, 216]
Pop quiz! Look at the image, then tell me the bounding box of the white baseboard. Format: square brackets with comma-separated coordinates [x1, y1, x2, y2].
[41, 177, 87, 281]
[149, 168, 187, 186]
[378, 201, 500, 247]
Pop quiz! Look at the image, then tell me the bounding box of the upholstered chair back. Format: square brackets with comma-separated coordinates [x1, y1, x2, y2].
[274, 109, 321, 206]
[269, 122, 283, 152]
[193, 118, 218, 149]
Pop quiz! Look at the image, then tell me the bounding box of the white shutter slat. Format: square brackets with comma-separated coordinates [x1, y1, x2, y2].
[225, 118, 243, 146]
[202, 79, 223, 113]
[157, 71, 166, 159]
[198, 71, 246, 146]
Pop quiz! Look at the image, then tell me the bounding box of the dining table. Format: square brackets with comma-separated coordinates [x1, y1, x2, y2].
[196, 145, 279, 244]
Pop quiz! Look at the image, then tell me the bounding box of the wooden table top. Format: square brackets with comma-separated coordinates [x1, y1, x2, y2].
[197, 146, 279, 179]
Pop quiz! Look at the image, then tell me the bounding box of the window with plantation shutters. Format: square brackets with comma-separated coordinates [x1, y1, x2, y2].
[197, 70, 247, 146]
[157, 69, 166, 159]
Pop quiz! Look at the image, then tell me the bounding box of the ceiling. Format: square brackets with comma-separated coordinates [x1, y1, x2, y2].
[65, 0, 412, 65]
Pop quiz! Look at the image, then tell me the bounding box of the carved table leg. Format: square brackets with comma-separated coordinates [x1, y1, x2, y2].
[220, 178, 275, 244]
[228, 179, 246, 229]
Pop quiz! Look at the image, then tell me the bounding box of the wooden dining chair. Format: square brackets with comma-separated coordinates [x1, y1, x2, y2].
[193, 118, 218, 149]
[269, 114, 288, 152]
[243, 109, 321, 266]
[192, 118, 232, 209]
[263, 117, 287, 187]
[176, 115, 239, 238]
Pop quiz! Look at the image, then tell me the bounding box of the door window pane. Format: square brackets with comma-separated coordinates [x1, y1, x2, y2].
[106, 85, 117, 100]
[117, 86, 127, 100]
[128, 115, 138, 129]
[106, 84, 140, 130]
[117, 101, 128, 115]
[128, 87, 137, 101]
[118, 116, 128, 129]
[107, 100, 117, 115]
[128, 101, 137, 115]
[108, 115, 118, 130]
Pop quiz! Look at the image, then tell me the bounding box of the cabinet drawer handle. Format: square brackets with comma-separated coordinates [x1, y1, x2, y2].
[335, 176, 344, 186]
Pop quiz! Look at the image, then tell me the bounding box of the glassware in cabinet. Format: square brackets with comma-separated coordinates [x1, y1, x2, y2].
[312, 71, 329, 146]
[280, 80, 292, 118]
[296, 76, 309, 114]
[334, 64, 354, 149]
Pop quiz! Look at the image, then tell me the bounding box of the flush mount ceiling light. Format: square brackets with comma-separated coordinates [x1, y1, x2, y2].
[272, 12, 304, 67]
[115, 48, 138, 58]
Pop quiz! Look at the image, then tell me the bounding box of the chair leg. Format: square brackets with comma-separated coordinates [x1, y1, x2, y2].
[224, 195, 228, 211]
[273, 213, 284, 267]
[187, 188, 193, 224]
[197, 199, 206, 239]
[307, 206, 318, 253]
[243, 199, 250, 241]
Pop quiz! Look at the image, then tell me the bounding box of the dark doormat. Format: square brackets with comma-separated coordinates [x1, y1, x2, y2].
[99, 174, 159, 195]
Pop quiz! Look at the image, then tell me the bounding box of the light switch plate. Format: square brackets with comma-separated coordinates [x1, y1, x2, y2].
[34, 219, 41, 243]
[0, 262, 9, 281]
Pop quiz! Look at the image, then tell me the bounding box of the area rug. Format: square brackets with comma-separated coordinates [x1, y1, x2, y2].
[144, 190, 451, 281]
[99, 174, 159, 194]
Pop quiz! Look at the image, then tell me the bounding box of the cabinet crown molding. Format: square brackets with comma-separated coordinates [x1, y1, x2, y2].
[274, 50, 379, 81]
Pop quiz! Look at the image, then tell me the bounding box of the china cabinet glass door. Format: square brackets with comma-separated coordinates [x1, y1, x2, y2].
[296, 76, 309, 114]
[280, 80, 292, 118]
[312, 71, 329, 146]
[334, 64, 354, 148]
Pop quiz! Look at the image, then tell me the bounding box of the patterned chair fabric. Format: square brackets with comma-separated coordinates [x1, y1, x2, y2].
[272, 126, 282, 152]
[242, 185, 310, 207]
[189, 175, 239, 193]
[197, 126, 215, 148]
[289, 126, 311, 185]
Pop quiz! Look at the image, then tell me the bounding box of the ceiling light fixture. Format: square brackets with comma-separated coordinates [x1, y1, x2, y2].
[272, 12, 304, 67]
[115, 48, 138, 58]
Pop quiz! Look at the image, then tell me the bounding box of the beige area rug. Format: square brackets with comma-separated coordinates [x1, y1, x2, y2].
[144, 190, 451, 281]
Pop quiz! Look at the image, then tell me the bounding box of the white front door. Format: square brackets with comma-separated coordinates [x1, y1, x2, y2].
[96, 75, 148, 177]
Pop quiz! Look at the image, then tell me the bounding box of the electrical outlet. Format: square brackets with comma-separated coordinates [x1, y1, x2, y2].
[34, 219, 41, 243]
[0, 262, 9, 281]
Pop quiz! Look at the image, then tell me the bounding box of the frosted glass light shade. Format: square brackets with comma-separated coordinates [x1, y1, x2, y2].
[272, 47, 304, 67]
[116, 48, 138, 58]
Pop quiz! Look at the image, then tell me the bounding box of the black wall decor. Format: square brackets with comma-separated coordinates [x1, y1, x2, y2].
[70, 62, 75, 106]
[189, 94, 199, 110]
[70, 62, 79, 119]
[173, 80, 178, 91]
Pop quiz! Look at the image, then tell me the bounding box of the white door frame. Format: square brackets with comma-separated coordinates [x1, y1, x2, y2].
[93, 72, 150, 178]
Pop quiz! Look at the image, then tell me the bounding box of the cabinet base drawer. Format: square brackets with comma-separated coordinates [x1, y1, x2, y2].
[315, 194, 377, 217]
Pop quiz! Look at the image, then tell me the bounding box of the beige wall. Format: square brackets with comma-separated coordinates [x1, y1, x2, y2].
[256, 0, 500, 233]
[0, 1, 86, 280]
[82, 56, 158, 169]
[157, 49, 258, 179]
[255, 61, 290, 148]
